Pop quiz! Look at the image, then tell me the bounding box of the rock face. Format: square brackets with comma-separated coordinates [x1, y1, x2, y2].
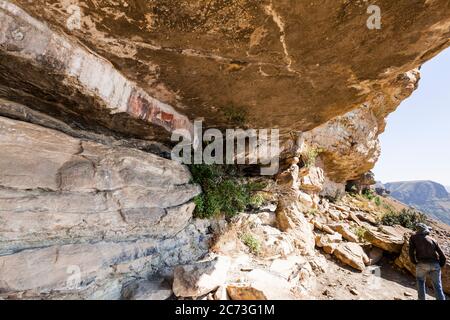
[0, 116, 202, 253]
[0, 0, 447, 190]
[0, 1, 192, 141]
[0, 116, 209, 298]
[2, 0, 449, 138]
[0, 0, 448, 204]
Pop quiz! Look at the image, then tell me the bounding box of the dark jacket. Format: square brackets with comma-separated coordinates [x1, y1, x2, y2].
[409, 233, 447, 267]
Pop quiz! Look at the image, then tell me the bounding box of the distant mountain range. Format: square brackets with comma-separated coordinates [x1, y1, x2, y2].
[382, 180, 450, 225]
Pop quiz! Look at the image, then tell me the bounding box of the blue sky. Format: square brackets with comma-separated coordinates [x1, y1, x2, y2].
[374, 47, 450, 186]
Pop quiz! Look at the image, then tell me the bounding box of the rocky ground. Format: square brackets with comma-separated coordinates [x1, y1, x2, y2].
[312, 256, 435, 300]
[153, 162, 450, 301]
[154, 200, 447, 301]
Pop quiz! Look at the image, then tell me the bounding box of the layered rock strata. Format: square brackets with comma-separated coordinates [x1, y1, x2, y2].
[0, 115, 209, 298]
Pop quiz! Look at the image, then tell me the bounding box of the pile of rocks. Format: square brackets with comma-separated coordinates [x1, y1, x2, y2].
[119, 158, 449, 300]
[312, 197, 410, 272]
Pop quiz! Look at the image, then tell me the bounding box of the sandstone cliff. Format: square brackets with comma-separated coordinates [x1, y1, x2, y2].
[0, 112, 210, 298]
[0, 0, 449, 300]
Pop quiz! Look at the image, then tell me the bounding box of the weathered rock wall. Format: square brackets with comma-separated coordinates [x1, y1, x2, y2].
[1, 0, 449, 187]
[0, 114, 210, 298]
[2, 0, 450, 135]
[0, 0, 192, 142]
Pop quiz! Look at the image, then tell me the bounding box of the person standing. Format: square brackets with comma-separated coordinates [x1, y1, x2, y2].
[409, 223, 447, 300]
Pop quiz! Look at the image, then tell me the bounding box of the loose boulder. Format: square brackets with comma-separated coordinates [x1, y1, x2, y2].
[122, 279, 172, 300]
[172, 256, 231, 298]
[333, 243, 369, 272]
[227, 285, 267, 300]
[328, 224, 359, 243]
[227, 269, 297, 300]
[364, 225, 409, 253]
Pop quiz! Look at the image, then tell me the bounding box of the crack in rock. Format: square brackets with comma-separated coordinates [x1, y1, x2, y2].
[264, 1, 301, 76]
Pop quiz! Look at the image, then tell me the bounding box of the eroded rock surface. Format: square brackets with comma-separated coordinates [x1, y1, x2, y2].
[0, 0, 449, 190]
[0, 116, 209, 298]
[0, 1, 192, 141]
[302, 70, 421, 183]
[1, 1, 450, 137]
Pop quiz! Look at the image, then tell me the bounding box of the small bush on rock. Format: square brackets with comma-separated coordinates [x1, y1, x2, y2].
[307, 209, 319, 217]
[362, 189, 376, 201]
[353, 226, 368, 242]
[302, 146, 323, 168]
[374, 196, 382, 207]
[190, 164, 266, 219]
[223, 106, 247, 126]
[241, 233, 261, 255]
[249, 193, 265, 209]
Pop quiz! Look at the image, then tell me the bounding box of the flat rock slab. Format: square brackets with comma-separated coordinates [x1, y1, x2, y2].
[122, 279, 173, 300]
[365, 225, 408, 253]
[227, 269, 297, 300]
[173, 256, 231, 298]
[333, 242, 369, 272]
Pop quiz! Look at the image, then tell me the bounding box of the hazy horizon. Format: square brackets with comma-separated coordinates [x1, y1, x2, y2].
[374, 47, 450, 186]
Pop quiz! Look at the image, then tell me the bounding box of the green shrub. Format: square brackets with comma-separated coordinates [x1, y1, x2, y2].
[190, 164, 266, 219]
[241, 233, 261, 255]
[249, 193, 265, 209]
[362, 189, 376, 201]
[353, 226, 368, 242]
[383, 203, 395, 211]
[302, 146, 323, 168]
[380, 209, 426, 230]
[374, 196, 382, 207]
